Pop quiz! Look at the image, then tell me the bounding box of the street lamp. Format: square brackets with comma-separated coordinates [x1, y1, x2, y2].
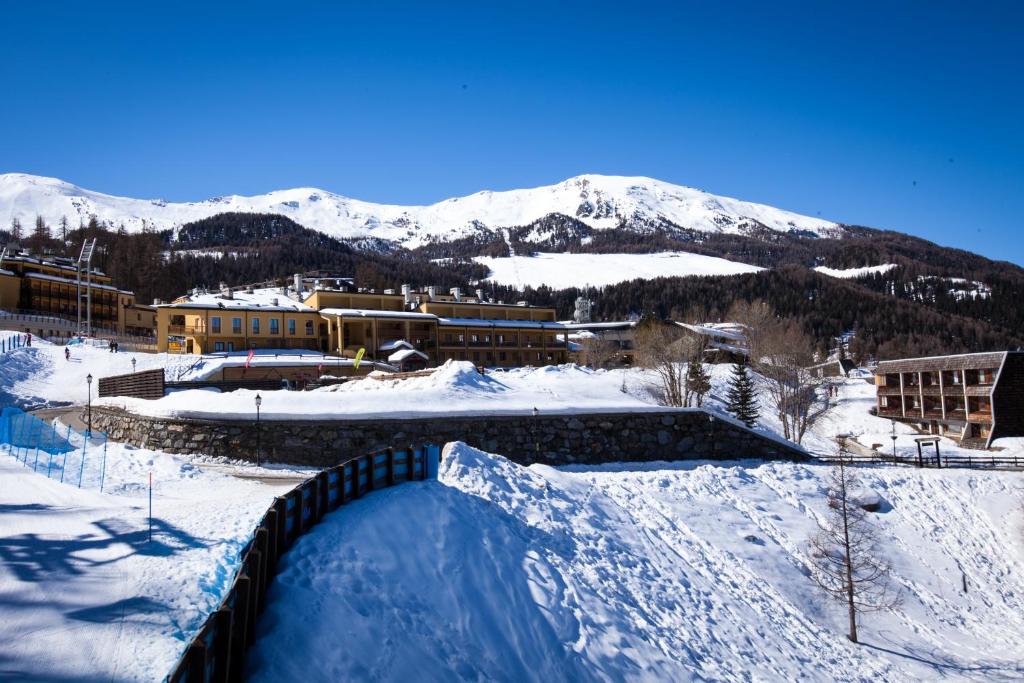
[255, 393, 263, 468]
[86, 373, 93, 436]
[131, 357, 137, 373]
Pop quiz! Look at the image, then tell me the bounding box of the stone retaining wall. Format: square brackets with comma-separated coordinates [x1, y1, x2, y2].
[89, 407, 809, 467]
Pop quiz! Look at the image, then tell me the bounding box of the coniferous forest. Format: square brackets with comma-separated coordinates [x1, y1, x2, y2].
[4, 211, 1023, 362]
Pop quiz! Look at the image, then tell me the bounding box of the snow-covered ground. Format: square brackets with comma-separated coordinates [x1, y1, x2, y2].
[814, 264, 897, 279]
[247, 441, 1024, 682]
[99, 360, 670, 421]
[3, 336, 1024, 681]
[0, 441, 304, 681]
[475, 251, 762, 289]
[0, 334, 198, 409]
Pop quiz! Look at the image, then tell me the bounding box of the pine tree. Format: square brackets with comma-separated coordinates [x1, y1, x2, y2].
[685, 356, 712, 407]
[725, 360, 759, 427]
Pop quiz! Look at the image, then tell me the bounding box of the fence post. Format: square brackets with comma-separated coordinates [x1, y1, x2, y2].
[78, 433, 89, 487]
[99, 437, 108, 493]
[32, 419, 43, 473]
[386, 447, 395, 486]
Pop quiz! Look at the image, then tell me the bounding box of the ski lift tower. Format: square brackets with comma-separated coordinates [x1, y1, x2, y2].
[77, 238, 97, 337]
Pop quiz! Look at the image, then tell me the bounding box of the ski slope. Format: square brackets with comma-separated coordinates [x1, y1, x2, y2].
[475, 251, 763, 289]
[247, 442, 1024, 682]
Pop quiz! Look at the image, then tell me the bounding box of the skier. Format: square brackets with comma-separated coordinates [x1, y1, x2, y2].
[64, 347, 70, 361]
[26, 333, 31, 347]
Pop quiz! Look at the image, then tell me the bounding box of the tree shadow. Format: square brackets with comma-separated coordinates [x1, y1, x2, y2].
[0, 514, 209, 583]
[66, 595, 171, 625]
[862, 640, 1024, 680]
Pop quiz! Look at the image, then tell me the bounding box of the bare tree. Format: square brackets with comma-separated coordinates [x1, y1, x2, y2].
[634, 320, 695, 407]
[752, 319, 826, 444]
[579, 335, 619, 370]
[809, 452, 900, 643]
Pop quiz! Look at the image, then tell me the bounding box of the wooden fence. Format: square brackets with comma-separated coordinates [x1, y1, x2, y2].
[818, 450, 1024, 471]
[97, 368, 165, 400]
[166, 444, 437, 683]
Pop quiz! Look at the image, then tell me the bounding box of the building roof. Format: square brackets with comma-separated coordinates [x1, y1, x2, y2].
[676, 322, 748, 343]
[379, 339, 415, 352]
[320, 308, 437, 320]
[161, 287, 314, 312]
[876, 351, 1013, 374]
[437, 317, 566, 330]
[388, 348, 429, 363]
[24, 271, 134, 295]
[561, 321, 637, 331]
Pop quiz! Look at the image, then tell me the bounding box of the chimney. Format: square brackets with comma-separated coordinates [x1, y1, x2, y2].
[383, 288, 395, 295]
[427, 286, 437, 301]
[450, 287, 462, 302]
[402, 284, 412, 305]
[153, 298, 162, 306]
[271, 297, 279, 306]
[475, 288, 485, 302]
[294, 273, 302, 294]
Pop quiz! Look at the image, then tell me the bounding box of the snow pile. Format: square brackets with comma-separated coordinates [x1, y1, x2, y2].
[247, 442, 1024, 681]
[98, 361, 667, 420]
[0, 173, 840, 248]
[475, 251, 762, 289]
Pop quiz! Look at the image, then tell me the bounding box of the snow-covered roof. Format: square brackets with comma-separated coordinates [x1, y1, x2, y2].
[437, 317, 566, 330]
[676, 322, 748, 343]
[320, 308, 437, 320]
[561, 321, 637, 331]
[388, 348, 429, 363]
[379, 339, 415, 352]
[161, 287, 314, 312]
[25, 271, 134, 295]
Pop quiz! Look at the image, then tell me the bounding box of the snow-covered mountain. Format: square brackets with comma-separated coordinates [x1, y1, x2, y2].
[0, 173, 841, 248]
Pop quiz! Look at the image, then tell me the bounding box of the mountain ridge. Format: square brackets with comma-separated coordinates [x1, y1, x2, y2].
[0, 172, 841, 248]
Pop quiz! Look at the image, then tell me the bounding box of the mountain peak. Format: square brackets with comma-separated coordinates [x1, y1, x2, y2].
[0, 172, 839, 245]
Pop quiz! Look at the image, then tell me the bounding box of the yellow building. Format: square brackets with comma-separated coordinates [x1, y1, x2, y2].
[156, 277, 569, 367]
[0, 253, 142, 336]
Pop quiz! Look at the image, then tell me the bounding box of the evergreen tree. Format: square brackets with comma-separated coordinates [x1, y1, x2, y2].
[685, 356, 712, 407]
[725, 360, 759, 427]
[9, 217, 22, 243]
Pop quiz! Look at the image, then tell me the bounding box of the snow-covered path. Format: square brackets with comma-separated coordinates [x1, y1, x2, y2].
[247, 443, 1024, 682]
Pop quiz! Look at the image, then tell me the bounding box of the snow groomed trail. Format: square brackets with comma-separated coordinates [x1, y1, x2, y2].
[247, 443, 1024, 683]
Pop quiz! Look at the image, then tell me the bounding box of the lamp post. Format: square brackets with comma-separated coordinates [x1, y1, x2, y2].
[86, 373, 93, 436]
[255, 393, 263, 468]
[890, 420, 898, 461]
[131, 357, 137, 374]
[532, 406, 540, 457]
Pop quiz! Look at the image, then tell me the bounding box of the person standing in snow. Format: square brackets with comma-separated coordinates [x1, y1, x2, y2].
[64, 347, 70, 361]
[26, 333, 31, 347]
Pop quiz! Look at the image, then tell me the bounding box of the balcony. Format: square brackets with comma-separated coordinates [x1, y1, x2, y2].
[877, 385, 903, 396]
[968, 412, 993, 424]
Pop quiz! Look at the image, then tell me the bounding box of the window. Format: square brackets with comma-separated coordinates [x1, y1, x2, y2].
[471, 334, 479, 343]
[214, 342, 224, 352]
[288, 319, 296, 336]
[232, 318, 242, 334]
[270, 319, 279, 335]
[499, 351, 506, 361]
[458, 333, 464, 343]
[305, 320, 314, 336]
[226, 342, 235, 352]
[252, 318, 260, 334]
[211, 317, 221, 333]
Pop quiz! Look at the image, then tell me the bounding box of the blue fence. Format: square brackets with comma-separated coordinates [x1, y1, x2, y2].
[0, 334, 31, 354]
[0, 407, 110, 491]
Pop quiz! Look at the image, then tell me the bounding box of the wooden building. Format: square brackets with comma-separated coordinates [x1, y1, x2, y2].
[874, 351, 1024, 449]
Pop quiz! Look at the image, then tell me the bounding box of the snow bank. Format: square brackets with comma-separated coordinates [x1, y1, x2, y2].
[247, 442, 1024, 681]
[97, 361, 669, 420]
[814, 264, 897, 279]
[476, 251, 762, 289]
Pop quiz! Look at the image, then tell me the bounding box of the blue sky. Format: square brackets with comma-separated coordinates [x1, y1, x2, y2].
[2, 2, 1022, 264]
